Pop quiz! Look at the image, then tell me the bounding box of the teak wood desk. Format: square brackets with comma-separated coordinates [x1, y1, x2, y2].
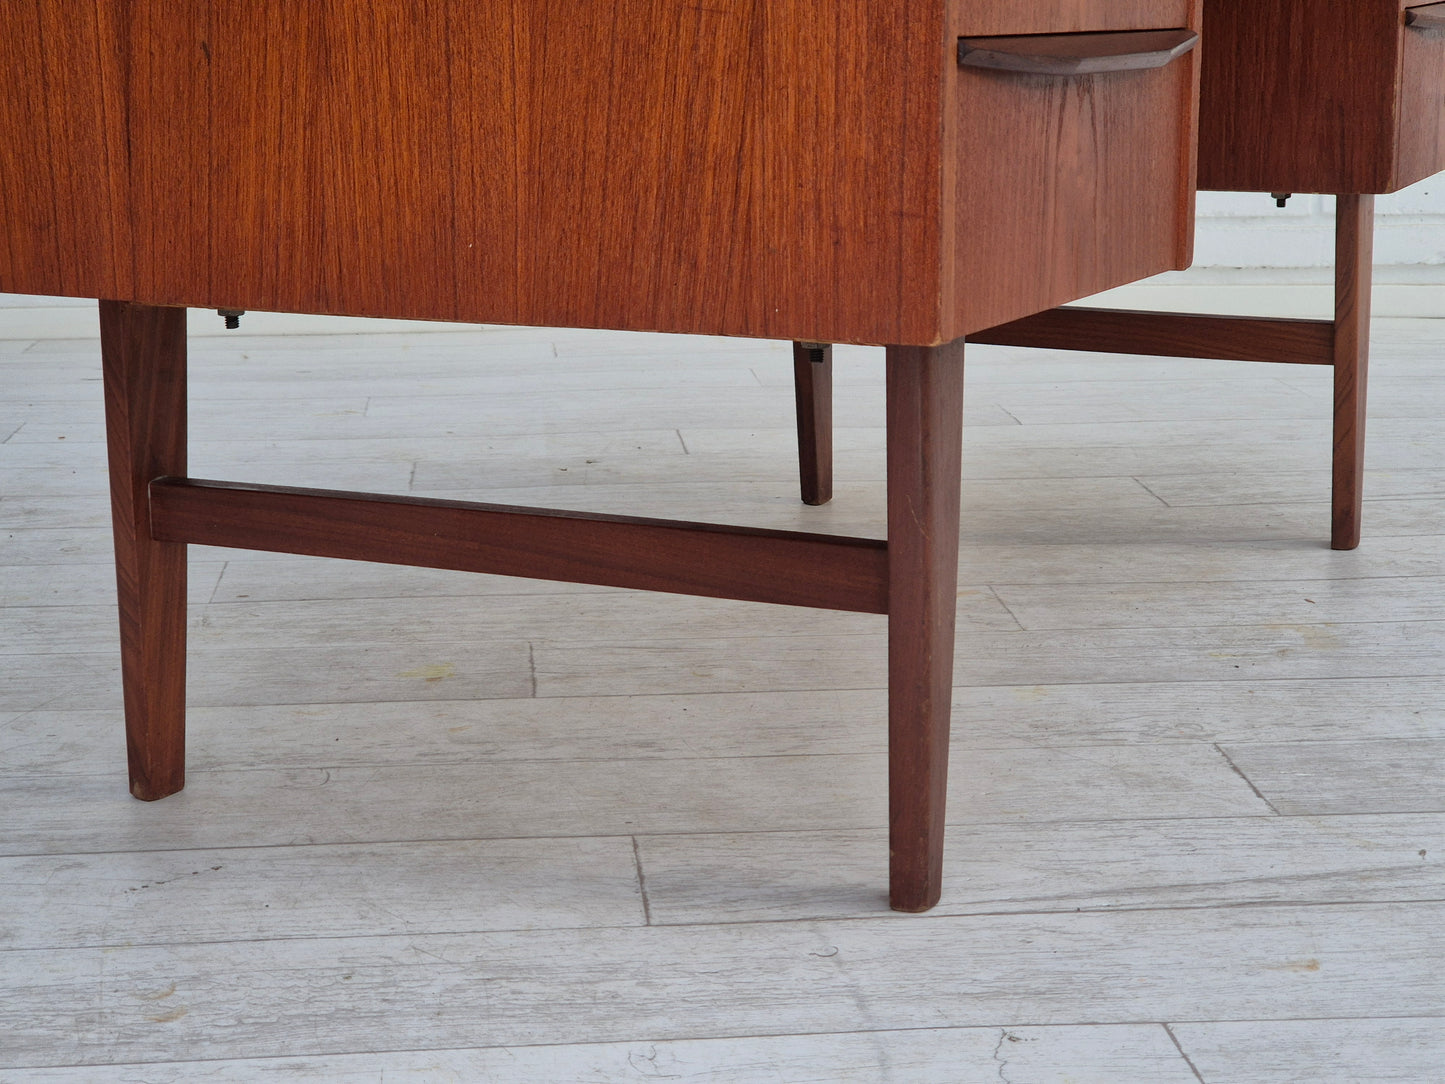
[1, 1, 1203, 912]
[963, 0, 1445, 551]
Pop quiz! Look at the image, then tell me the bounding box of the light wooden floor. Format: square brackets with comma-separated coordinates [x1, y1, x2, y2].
[1, 312, 1442, 1082]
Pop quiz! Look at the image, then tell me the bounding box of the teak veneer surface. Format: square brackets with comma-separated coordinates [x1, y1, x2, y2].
[0, 0, 1200, 344]
[1199, 0, 1445, 193]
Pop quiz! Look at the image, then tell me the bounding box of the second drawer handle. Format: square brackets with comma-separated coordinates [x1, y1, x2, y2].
[958, 28, 1198, 76]
[1406, 3, 1445, 31]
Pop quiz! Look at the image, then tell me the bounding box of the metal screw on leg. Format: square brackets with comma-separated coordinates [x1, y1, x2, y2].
[799, 340, 830, 365]
[217, 309, 244, 330]
[1271, 192, 1292, 208]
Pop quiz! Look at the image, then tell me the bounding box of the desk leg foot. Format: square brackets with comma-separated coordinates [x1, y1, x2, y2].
[792, 342, 833, 506]
[885, 341, 964, 913]
[101, 301, 189, 801]
[1332, 194, 1374, 551]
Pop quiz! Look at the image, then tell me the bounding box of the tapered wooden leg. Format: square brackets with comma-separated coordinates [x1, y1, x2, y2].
[1332, 194, 1374, 551]
[885, 340, 965, 913]
[100, 301, 188, 800]
[792, 341, 833, 506]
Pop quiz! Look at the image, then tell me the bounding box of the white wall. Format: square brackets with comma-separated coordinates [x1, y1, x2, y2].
[1196, 182, 1445, 270]
[1086, 179, 1445, 318]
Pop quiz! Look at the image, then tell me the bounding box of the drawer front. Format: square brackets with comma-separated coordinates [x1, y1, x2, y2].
[1396, 2, 1445, 190]
[950, 25, 1200, 336]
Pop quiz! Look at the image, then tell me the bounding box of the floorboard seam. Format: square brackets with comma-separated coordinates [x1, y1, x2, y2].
[1163, 1022, 1209, 1083]
[1213, 743, 1282, 814]
[631, 836, 653, 926]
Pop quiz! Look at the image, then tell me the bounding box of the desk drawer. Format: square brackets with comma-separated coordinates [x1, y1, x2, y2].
[1199, 0, 1445, 194]
[950, 25, 1201, 335]
[1397, 2, 1445, 190]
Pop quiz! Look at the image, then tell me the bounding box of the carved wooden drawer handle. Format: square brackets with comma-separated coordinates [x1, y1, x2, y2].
[958, 28, 1198, 76]
[1406, 3, 1445, 31]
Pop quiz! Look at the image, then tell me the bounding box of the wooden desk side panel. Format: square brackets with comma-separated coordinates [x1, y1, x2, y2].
[0, 4, 133, 301]
[1197, 0, 1405, 194]
[510, 1, 948, 345]
[0, 1, 952, 346]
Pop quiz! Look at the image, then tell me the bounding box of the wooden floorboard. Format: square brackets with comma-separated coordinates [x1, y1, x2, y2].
[0, 742, 1270, 857]
[636, 814, 1445, 924]
[2, 313, 1442, 1078]
[0, 906, 1439, 1066]
[0, 1025, 1206, 1083]
[1169, 1018, 1445, 1084]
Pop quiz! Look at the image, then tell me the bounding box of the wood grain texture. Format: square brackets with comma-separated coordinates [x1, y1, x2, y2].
[0, 1, 934, 343]
[1333, 195, 1375, 550]
[970, 307, 1336, 365]
[0, 744, 1265, 858]
[991, 574, 1445, 631]
[1391, 1, 1445, 187]
[9, 673, 1444, 777]
[637, 815, 1444, 924]
[953, 32, 1199, 332]
[1172, 1019, 1445, 1084]
[0, 838, 646, 950]
[1220, 739, 1445, 816]
[1198, 0, 1445, 193]
[100, 302, 188, 801]
[150, 478, 889, 613]
[886, 342, 966, 911]
[0, 745, 1265, 861]
[0, 4, 130, 299]
[0, 0, 1200, 344]
[529, 619, 1445, 698]
[0, 1026, 1206, 1083]
[0, 905, 1438, 1066]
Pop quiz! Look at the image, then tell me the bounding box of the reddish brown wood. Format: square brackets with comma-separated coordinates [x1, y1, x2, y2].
[0, 5, 131, 298]
[1199, 0, 1445, 194]
[971, 307, 1336, 365]
[885, 340, 965, 913]
[1397, 3, 1445, 190]
[0, 2, 940, 343]
[151, 479, 889, 614]
[0, 1, 1202, 346]
[958, 29, 1197, 76]
[791, 343, 834, 506]
[1333, 195, 1376, 551]
[100, 302, 189, 802]
[952, 13, 1200, 334]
